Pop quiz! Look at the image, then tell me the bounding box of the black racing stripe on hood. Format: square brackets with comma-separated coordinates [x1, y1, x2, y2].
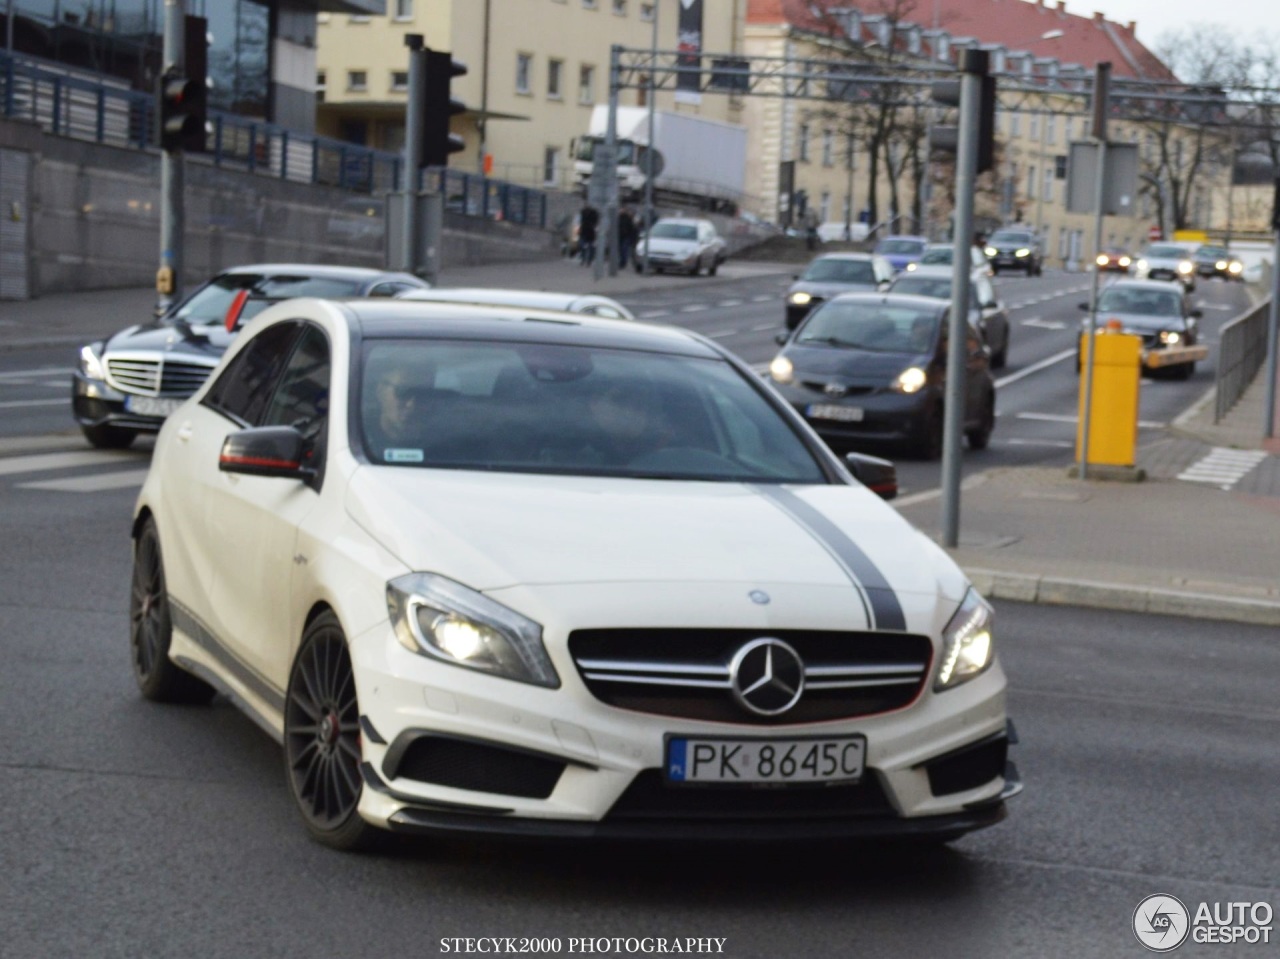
[754, 485, 907, 632]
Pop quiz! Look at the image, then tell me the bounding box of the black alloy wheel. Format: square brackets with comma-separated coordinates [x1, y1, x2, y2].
[130, 518, 215, 703]
[284, 612, 378, 850]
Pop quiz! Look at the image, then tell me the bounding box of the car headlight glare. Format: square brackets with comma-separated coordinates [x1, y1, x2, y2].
[906, 262, 918, 271]
[789, 291, 812, 305]
[1177, 261, 1193, 274]
[386, 573, 559, 687]
[769, 355, 794, 384]
[79, 342, 106, 380]
[892, 366, 928, 394]
[1015, 248, 1030, 258]
[1119, 256, 1131, 267]
[1229, 261, 1243, 274]
[1215, 260, 1227, 270]
[984, 246, 997, 257]
[1159, 330, 1181, 345]
[935, 588, 995, 690]
[1136, 259, 1148, 271]
[1095, 254, 1108, 266]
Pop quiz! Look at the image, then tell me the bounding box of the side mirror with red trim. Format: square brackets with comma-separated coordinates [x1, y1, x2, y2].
[218, 426, 314, 480]
[844, 451, 898, 501]
[225, 289, 250, 333]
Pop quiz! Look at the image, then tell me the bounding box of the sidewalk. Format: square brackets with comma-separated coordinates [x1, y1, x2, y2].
[3, 258, 1278, 625]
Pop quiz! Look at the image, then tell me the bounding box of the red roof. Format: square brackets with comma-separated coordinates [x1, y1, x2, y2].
[747, 0, 1176, 82]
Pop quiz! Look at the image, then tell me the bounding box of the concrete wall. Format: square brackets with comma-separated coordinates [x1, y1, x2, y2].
[0, 116, 559, 299]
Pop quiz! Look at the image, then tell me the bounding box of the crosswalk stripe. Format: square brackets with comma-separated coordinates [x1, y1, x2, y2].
[18, 469, 150, 492]
[0, 450, 139, 476]
[0, 399, 68, 409]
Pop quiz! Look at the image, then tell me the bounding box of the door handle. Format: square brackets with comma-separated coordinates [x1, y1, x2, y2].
[176, 423, 193, 442]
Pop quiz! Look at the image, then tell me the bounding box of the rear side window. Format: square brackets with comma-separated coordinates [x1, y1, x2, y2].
[203, 321, 301, 425]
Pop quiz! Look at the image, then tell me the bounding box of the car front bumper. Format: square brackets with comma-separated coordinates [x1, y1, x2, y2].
[771, 385, 936, 447]
[71, 371, 170, 433]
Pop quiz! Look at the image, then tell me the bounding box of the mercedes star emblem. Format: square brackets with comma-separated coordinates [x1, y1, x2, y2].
[729, 637, 805, 717]
[824, 382, 847, 397]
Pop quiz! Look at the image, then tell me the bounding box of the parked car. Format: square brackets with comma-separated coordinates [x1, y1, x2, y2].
[129, 297, 1018, 849]
[1077, 278, 1204, 379]
[633, 218, 727, 275]
[1095, 247, 1133, 273]
[769, 292, 997, 459]
[816, 221, 870, 243]
[908, 243, 991, 275]
[785, 252, 894, 330]
[872, 235, 929, 273]
[983, 228, 1044, 276]
[888, 265, 1011, 369]
[1192, 244, 1244, 281]
[1133, 242, 1197, 291]
[398, 287, 635, 320]
[72, 264, 429, 449]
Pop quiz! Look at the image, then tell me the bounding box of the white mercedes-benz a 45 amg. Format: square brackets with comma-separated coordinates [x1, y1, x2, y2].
[130, 297, 1020, 850]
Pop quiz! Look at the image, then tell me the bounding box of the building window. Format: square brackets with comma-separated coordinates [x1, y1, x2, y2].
[1046, 113, 1056, 144]
[583, 0, 598, 8]
[349, 15, 370, 23]
[846, 134, 857, 170]
[1010, 112, 1021, 137]
[798, 123, 810, 162]
[820, 191, 831, 221]
[1028, 165, 1037, 199]
[822, 129, 834, 167]
[516, 53, 532, 94]
[548, 59, 564, 99]
[393, 0, 413, 19]
[391, 70, 408, 93]
[613, 0, 628, 13]
[347, 70, 368, 92]
[316, 70, 326, 103]
[640, 3, 655, 22]
[1043, 167, 1053, 204]
[1029, 113, 1039, 140]
[579, 65, 595, 104]
[544, 147, 561, 186]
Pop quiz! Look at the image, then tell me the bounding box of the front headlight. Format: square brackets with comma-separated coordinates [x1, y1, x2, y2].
[1119, 256, 1131, 267]
[1215, 260, 1228, 271]
[1095, 254, 1108, 267]
[906, 262, 918, 272]
[1177, 261, 1193, 275]
[386, 573, 560, 688]
[935, 588, 994, 691]
[789, 291, 812, 306]
[1229, 261, 1243, 274]
[892, 366, 928, 394]
[984, 246, 997, 257]
[1159, 330, 1181, 345]
[769, 355, 794, 384]
[1136, 259, 1148, 272]
[1015, 248, 1030, 258]
[79, 342, 106, 380]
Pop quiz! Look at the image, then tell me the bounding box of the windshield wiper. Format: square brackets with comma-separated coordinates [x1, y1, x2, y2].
[798, 335, 860, 348]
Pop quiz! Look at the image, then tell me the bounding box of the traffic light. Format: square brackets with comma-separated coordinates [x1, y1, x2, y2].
[157, 69, 205, 153]
[929, 72, 996, 174]
[421, 49, 467, 168]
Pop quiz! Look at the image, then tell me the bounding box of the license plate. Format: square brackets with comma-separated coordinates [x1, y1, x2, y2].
[124, 396, 184, 418]
[666, 735, 866, 785]
[808, 403, 863, 422]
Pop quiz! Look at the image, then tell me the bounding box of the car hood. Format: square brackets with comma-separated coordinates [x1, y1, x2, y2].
[789, 280, 879, 299]
[1090, 311, 1186, 333]
[1140, 254, 1190, 267]
[988, 241, 1034, 253]
[101, 320, 236, 360]
[344, 468, 965, 626]
[784, 343, 927, 384]
[642, 237, 698, 255]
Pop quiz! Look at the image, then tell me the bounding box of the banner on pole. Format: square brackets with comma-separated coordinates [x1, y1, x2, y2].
[676, 0, 703, 105]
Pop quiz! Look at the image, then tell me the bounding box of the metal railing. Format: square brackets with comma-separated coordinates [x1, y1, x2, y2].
[1215, 298, 1271, 422]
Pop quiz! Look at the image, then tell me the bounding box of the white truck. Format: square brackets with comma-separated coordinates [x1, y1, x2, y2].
[573, 105, 747, 209]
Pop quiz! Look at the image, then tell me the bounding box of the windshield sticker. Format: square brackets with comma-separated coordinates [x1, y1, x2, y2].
[384, 448, 425, 463]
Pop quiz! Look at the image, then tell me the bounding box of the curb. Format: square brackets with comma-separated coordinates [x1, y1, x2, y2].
[965, 567, 1280, 627]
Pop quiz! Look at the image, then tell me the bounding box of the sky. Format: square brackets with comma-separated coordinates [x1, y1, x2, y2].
[1085, 0, 1280, 53]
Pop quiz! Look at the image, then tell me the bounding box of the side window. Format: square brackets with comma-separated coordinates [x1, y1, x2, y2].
[262, 325, 331, 436]
[203, 321, 301, 425]
[368, 282, 403, 298]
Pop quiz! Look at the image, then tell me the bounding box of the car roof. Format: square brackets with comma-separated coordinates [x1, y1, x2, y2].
[1102, 278, 1188, 293]
[331, 299, 720, 356]
[807, 251, 879, 262]
[879, 234, 927, 242]
[823, 292, 950, 312]
[654, 217, 709, 226]
[220, 263, 414, 281]
[398, 287, 633, 316]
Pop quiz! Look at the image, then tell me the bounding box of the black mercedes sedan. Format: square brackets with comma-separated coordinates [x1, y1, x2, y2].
[767, 293, 996, 460]
[71, 264, 427, 448]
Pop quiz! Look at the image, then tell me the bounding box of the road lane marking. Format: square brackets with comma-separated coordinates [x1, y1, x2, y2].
[705, 329, 739, 338]
[18, 468, 150, 492]
[1177, 448, 1268, 489]
[1022, 317, 1067, 330]
[0, 450, 140, 476]
[751, 322, 780, 332]
[0, 398, 67, 409]
[1002, 438, 1075, 448]
[1014, 411, 1167, 429]
[719, 299, 743, 307]
[680, 304, 710, 312]
[993, 348, 1076, 388]
[639, 310, 671, 318]
[0, 367, 69, 381]
[751, 295, 773, 302]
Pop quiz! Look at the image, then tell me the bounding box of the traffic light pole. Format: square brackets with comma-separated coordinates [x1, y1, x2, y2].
[401, 34, 426, 277]
[1078, 63, 1111, 481]
[940, 50, 986, 548]
[158, 0, 185, 311]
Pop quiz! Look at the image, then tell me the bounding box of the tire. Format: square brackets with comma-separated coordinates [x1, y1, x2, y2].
[991, 331, 1009, 370]
[692, 256, 705, 277]
[634, 260, 643, 274]
[910, 410, 944, 461]
[284, 611, 379, 851]
[966, 393, 995, 451]
[708, 258, 720, 277]
[130, 518, 216, 704]
[83, 422, 137, 450]
[1172, 360, 1195, 381]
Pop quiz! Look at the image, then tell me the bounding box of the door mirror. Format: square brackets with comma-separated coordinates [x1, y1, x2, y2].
[844, 451, 898, 500]
[774, 330, 790, 346]
[219, 426, 315, 480]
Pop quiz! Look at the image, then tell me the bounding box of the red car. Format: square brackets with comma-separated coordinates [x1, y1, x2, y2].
[1096, 248, 1132, 273]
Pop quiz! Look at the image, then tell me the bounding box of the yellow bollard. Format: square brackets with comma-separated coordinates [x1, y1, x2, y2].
[1077, 324, 1142, 467]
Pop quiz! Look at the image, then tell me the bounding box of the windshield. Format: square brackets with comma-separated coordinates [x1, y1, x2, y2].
[891, 276, 979, 307]
[1142, 244, 1192, 258]
[358, 340, 825, 483]
[989, 231, 1033, 246]
[797, 302, 940, 353]
[172, 274, 365, 325]
[800, 259, 876, 283]
[875, 239, 925, 255]
[1097, 288, 1182, 316]
[576, 136, 636, 164]
[649, 222, 698, 241]
[920, 247, 954, 265]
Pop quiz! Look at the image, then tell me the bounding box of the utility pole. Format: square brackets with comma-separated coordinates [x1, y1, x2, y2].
[400, 34, 426, 276]
[157, 0, 185, 312]
[1078, 62, 1111, 481]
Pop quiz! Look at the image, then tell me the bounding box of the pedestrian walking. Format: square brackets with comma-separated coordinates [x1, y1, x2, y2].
[579, 203, 600, 266]
[617, 207, 638, 269]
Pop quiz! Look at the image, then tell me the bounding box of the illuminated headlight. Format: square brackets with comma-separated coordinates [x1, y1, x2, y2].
[1136, 259, 1148, 271]
[1095, 254, 1108, 267]
[1159, 330, 1182, 345]
[1228, 261, 1243, 274]
[78, 342, 107, 380]
[1177, 261, 1193, 275]
[386, 573, 559, 688]
[1119, 256, 1131, 267]
[1015, 248, 1030, 258]
[935, 588, 995, 691]
[906, 262, 918, 271]
[769, 355, 794, 384]
[892, 366, 928, 394]
[789, 291, 812, 305]
[984, 246, 997, 257]
[1215, 260, 1228, 271]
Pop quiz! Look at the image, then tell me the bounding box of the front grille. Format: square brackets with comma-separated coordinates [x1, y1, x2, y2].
[607, 769, 895, 820]
[106, 356, 217, 397]
[387, 735, 565, 799]
[797, 380, 875, 397]
[569, 629, 932, 724]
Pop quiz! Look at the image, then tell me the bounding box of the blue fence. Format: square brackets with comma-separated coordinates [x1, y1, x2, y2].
[1, 50, 546, 227]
